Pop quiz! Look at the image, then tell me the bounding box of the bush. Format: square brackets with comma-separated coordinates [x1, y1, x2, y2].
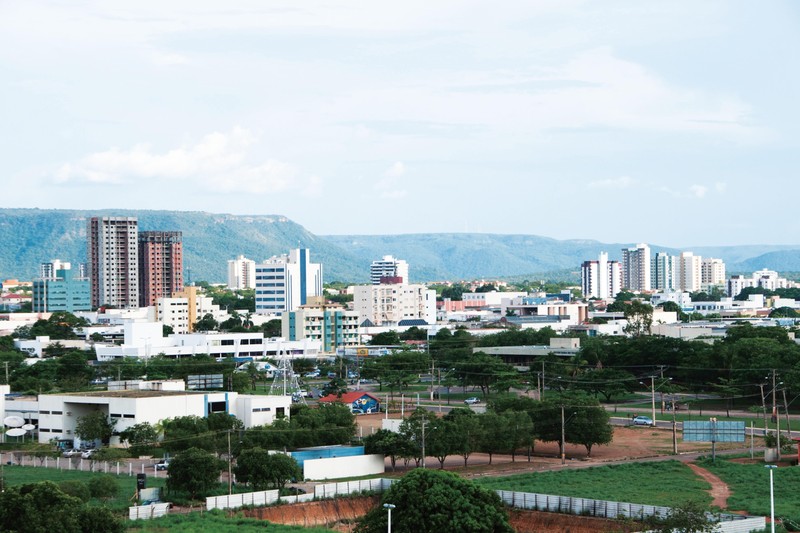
[58, 480, 90, 502]
[87, 475, 119, 500]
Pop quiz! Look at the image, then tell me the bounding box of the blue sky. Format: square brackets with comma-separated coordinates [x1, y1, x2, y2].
[2, 1, 799, 247]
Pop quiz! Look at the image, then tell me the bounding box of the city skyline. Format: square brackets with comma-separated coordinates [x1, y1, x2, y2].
[3, 2, 800, 246]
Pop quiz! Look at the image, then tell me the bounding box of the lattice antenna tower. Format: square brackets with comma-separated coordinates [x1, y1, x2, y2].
[269, 346, 306, 405]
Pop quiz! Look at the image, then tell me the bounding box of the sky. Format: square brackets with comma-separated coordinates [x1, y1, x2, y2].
[2, 1, 800, 247]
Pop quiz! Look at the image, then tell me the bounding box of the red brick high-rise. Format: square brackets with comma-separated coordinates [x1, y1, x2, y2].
[138, 231, 183, 307]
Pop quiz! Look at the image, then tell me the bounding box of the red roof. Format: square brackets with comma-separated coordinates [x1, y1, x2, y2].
[318, 391, 380, 404]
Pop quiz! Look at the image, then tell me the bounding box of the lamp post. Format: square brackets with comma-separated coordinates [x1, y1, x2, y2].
[383, 503, 396, 533]
[650, 376, 656, 426]
[765, 465, 776, 533]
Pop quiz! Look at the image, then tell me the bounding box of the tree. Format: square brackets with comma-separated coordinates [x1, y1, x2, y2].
[369, 330, 402, 346]
[444, 408, 484, 467]
[355, 469, 513, 533]
[363, 429, 407, 471]
[193, 313, 219, 332]
[454, 352, 517, 398]
[261, 319, 282, 337]
[623, 300, 653, 337]
[161, 416, 212, 454]
[166, 447, 223, 499]
[75, 411, 116, 445]
[234, 447, 301, 491]
[0, 481, 124, 533]
[119, 422, 159, 456]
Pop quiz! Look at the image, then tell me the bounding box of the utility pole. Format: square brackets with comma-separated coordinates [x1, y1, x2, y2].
[671, 397, 678, 455]
[650, 376, 656, 426]
[421, 421, 427, 469]
[772, 369, 777, 423]
[430, 359, 435, 401]
[560, 405, 566, 465]
[227, 430, 233, 495]
[541, 361, 545, 400]
[3, 362, 8, 384]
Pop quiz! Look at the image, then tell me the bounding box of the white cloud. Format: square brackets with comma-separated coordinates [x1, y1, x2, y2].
[689, 185, 708, 198]
[374, 161, 408, 199]
[302, 176, 323, 197]
[588, 176, 635, 189]
[51, 128, 301, 195]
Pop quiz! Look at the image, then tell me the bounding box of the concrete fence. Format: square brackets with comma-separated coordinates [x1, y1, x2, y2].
[129, 503, 170, 520]
[1, 453, 162, 477]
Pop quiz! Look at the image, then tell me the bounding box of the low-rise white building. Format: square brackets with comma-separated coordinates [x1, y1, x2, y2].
[94, 321, 322, 361]
[462, 291, 527, 309]
[1, 385, 292, 447]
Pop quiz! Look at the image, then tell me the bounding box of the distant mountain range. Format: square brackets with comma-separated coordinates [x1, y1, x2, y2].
[1, 208, 799, 284]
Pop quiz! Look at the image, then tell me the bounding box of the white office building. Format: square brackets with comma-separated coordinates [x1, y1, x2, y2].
[701, 258, 726, 287]
[255, 249, 323, 315]
[227, 255, 256, 290]
[651, 252, 677, 291]
[370, 255, 409, 285]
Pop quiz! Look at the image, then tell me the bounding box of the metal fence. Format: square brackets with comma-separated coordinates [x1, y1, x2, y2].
[0, 452, 162, 477]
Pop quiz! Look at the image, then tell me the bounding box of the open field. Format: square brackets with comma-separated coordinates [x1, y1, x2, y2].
[473, 460, 713, 507]
[2, 464, 166, 510]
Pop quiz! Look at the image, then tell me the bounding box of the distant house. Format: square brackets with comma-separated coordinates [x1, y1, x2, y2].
[318, 391, 381, 414]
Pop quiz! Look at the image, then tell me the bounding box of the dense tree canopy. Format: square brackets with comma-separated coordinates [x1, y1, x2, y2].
[355, 469, 513, 533]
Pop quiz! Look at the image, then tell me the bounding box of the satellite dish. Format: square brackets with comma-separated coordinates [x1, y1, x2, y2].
[5, 428, 25, 437]
[3, 416, 24, 428]
[21, 424, 36, 431]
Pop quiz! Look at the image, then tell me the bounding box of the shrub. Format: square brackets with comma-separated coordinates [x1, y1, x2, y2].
[88, 475, 119, 500]
[58, 480, 90, 502]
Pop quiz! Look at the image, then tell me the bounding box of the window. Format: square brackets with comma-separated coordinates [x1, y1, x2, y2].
[110, 413, 122, 418]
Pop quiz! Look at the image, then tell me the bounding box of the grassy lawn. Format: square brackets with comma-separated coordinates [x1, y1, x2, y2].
[2, 464, 167, 510]
[127, 510, 334, 532]
[698, 458, 800, 526]
[474, 461, 712, 508]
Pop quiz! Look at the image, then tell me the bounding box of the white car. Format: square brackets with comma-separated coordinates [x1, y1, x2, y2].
[62, 448, 81, 458]
[464, 397, 481, 405]
[80, 449, 97, 459]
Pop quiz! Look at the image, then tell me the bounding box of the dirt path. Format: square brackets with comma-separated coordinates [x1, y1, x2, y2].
[686, 463, 730, 509]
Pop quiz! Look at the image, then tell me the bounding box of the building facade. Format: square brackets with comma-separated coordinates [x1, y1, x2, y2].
[651, 252, 677, 291]
[621, 243, 651, 291]
[353, 283, 436, 326]
[138, 231, 183, 308]
[32, 264, 91, 313]
[370, 255, 409, 285]
[677, 252, 702, 293]
[580, 252, 622, 299]
[282, 300, 361, 352]
[227, 255, 256, 290]
[87, 217, 139, 309]
[254, 248, 323, 315]
[701, 257, 726, 287]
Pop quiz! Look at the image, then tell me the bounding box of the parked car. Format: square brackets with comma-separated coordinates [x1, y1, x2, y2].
[62, 448, 81, 458]
[80, 449, 97, 459]
[155, 459, 170, 471]
[464, 397, 481, 405]
[632, 415, 654, 426]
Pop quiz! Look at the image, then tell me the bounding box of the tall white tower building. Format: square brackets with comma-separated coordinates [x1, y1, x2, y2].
[87, 216, 139, 309]
[227, 255, 256, 290]
[254, 249, 323, 315]
[370, 255, 409, 285]
[701, 258, 726, 286]
[651, 252, 677, 291]
[678, 252, 702, 292]
[580, 252, 621, 298]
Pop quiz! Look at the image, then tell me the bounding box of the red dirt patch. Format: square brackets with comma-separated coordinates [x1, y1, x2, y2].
[686, 463, 730, 509]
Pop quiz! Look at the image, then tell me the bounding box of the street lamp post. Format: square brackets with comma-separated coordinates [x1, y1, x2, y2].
[765, 465, 776, 533]
[383, 503, 396, 533]
[650, 376, 656, 426]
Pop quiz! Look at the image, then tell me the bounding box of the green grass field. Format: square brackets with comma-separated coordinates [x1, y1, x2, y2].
[2, 464, 167, 510]
[127, 510, 334, 532]
[698, 458, 800, 527]
[474, 461, 712, 508]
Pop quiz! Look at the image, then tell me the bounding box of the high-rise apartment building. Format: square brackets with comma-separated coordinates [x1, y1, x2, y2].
[227, 255, 256, 290]
[580, 252, 621, 299]
[678, 252, 702, 293]
[354, 283, 436, 326]
[138, 231, 183, 307]
[370, 255, 409, 285]
[254, 248, 323, 315]
[33, 262, 91, 313]
[701, 258, 726, 286]
[621, 243, 651, 291]
[651, 252, 677, 291]
[87, 217, 139, 309]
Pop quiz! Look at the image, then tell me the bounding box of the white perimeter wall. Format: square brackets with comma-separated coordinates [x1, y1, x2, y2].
[303, 454, 385, 481]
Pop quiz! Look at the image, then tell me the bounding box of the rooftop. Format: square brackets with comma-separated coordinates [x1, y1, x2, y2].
[55, 390, 204, 399]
